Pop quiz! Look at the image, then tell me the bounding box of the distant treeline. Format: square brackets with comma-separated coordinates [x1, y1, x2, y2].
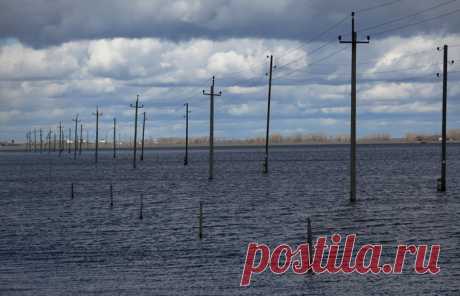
[3, 130, 460, 148]
[145, 132, 390, 146]
[405, 129, 460, 142]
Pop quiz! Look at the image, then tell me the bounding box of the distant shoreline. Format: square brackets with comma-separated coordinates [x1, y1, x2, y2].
[1, 139, 459, 152]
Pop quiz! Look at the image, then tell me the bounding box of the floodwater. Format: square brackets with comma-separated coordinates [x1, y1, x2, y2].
[0, 144, 459, 295]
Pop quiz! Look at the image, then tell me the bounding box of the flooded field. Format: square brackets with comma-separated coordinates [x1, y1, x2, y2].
[0, 144, 459, 295]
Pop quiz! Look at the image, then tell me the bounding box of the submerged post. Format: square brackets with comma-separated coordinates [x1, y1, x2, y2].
[141, 112, 146, 161]
[139, 193, 143, 220]
[307, 217, 313, 272]
[130, 95, 144, 169]
[339, 12, 370, 202]
[199, 201, 203, 240]
[71, 183, 74, 199]
[110, 184, 113, 208]
[263, 55, 274, 174]
[202, 77, 222, 180]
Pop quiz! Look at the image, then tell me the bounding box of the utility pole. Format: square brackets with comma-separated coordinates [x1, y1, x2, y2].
[339, 12, 370, 202]
[86, 130, 89, 150]
[130, 95, 144, 169]
[48, 129, 52, 153]
[141, 112, 146, 161]
[113, 118, 117, 159]
[27, 131, 30, 152]
[68, 128, 71, 154]
[53, 130, 56, 152]
[79, 124, 83, 155]
[58, 122, 63, 156]
[25, 132, 29, 152]
[34, 129, 37, 152]
[263, 55, 275, 174]
[39, 129, 43, 153]
[72, 114, 80, 160]
[437, 45, 454, 192]
[184, 103, 191, 165]
[93, 106, 103, 164]
[202, 76, 222, 180]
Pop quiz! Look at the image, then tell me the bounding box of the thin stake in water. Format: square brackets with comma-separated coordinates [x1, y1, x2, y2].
[139, 193, 144, 220]
[199, 201, 203, 240]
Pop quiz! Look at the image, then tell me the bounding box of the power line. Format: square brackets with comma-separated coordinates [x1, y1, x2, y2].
[275, 47, 347, 79]
[372, 7, 460, 36]
[361, 0, 457, 33]
[276, 15, 349, 64]
[309, 48, 438, 67]
[284, 62, 443, 79]
[276, 41, 334, 71]
[355, 0, 405, 14]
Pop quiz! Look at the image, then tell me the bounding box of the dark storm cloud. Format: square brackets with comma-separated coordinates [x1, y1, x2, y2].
[1, 0, 460, 47]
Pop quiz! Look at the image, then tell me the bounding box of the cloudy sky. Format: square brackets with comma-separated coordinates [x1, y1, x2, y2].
[1, 0, 460, 142]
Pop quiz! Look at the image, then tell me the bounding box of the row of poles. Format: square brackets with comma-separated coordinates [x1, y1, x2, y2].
[25, 12, 453, 202]
[26, 95, 149, 168]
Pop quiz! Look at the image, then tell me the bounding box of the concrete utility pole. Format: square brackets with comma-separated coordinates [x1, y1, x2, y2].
[34, 129, 37, 152]
[25, 132, 28, 152]
[263, 55, 274, 174]
[79, 124, 83, 155]
[40, 129, 43, 153]
[93, 106, 103, 164]
[437, 45, 454, 192]
[202, 76, 222, 180]
[184, 103, 191, 165]
[141, 112, 146, 161]
[130, 95, 144, 169]
[27, 130, 32, 152]
[72, 114, 80, 160]
[68, 128, 71, 154]
[113, 118, 117, 159]
[339, 12, 370, 202]
[48, 129, 52, 153]
[53, 130, 57, 152]
[58, 122, 63, 156]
